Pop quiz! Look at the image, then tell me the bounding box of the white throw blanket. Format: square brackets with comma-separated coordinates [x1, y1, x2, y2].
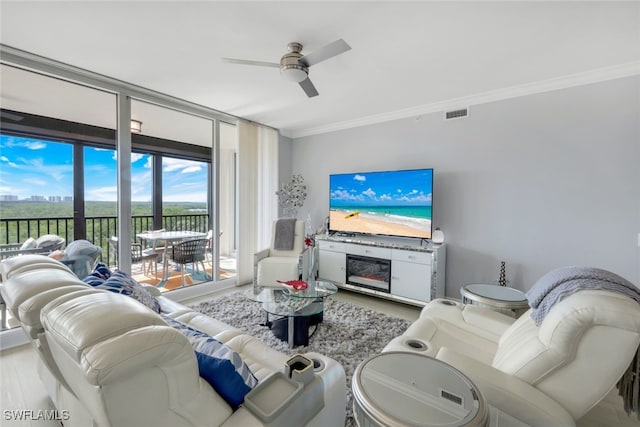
[525, 266, 640, 326]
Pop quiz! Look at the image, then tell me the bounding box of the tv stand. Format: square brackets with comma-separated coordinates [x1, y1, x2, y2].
[316, 235, 446, 307]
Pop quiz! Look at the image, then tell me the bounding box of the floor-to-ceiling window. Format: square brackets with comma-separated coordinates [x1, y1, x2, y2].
[0, 135, 74, 243]
[0, 58, 240, 333]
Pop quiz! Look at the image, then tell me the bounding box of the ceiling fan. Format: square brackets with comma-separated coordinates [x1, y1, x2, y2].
[222, 39, 351, 98]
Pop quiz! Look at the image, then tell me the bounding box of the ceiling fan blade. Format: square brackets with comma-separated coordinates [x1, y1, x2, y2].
[0, 111, 24, 121]
[299, 78, 319, 98]
[300, 39, 351, 67]
[221, 58, 280, 68]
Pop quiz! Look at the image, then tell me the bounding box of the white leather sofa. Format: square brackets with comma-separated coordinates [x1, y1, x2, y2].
[383, 290, 640, 427]
[1, 255, 347, 427]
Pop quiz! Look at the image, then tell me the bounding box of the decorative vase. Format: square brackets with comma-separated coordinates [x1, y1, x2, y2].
[498, 261, 507, 287]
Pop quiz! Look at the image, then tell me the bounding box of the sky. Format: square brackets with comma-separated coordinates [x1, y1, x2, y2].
[0, 134, 208, 202]
[330, 168, 433, 207]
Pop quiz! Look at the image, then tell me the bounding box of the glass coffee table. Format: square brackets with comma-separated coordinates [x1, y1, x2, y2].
[245, 280, 338, 348]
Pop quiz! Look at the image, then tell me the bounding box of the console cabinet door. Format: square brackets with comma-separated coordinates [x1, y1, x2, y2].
[391, 251, 432, 302]
[319, 248, 346, 284]
[391, 261, 432, 302]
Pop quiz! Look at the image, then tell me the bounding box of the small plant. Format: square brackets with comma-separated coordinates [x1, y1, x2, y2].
[276, 174, 307, 217]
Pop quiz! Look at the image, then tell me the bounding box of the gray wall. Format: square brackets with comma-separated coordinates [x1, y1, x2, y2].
[290, 76, 640, 296]
[278, 134, 293, 217]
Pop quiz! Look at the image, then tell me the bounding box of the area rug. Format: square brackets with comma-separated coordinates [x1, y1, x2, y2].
[190, 291, 412, 427]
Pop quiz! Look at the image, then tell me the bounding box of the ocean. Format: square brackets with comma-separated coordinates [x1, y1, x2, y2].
[331, 205, 432, 220]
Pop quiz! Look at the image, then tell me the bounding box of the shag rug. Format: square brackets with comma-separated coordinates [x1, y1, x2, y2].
[190, 291, 412, 427]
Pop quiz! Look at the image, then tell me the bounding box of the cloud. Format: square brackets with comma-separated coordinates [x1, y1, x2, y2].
[362, 188, 376, 198]
[1, 137, 47, 150]
[24, 141, 46, 150]
[0, 156, 8, 162]
[398, 192, 432, 204]
[353, 174, 366, 182]
[163, 157, 204, 173]
[331, 189, 364, 202]
[23, 177, 50, 187]
[110, 152, 147, 164]
[85, 185, 118, 202]
[181, 165, 202, 174]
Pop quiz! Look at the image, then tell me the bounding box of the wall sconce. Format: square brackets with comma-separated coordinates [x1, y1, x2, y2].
[130, 119, 143, 134]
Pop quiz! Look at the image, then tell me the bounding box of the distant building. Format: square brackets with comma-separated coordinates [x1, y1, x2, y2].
[29, 196, 46, 201]
[49, 196, 62, 202]
[0, 195, 19, 201]
[63, 196, 73, 202]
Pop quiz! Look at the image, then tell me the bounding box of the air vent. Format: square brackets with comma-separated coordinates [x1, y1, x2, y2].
[440, 389, 463, 406]
[445, 108, 468, 120]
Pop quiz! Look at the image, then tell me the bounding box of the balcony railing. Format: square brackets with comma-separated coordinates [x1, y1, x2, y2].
[0, 214, 210, 266]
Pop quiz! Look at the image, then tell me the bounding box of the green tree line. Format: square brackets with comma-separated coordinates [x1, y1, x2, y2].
[0, 201, 208, 265]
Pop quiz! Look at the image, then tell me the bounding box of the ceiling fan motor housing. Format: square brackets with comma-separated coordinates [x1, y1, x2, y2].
[280, 42, 308, 82]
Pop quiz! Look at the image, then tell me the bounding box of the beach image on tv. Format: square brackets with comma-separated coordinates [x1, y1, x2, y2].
[330, 169, 433, 239]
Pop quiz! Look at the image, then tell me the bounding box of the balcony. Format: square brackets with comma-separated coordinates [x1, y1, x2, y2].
[0, 213, 237, 331]
[0, 213, 236, 289]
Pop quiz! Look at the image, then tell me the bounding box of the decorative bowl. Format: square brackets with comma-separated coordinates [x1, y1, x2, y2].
[277, 279, 308, 293]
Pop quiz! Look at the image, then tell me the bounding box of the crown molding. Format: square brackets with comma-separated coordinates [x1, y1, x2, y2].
[282, 61, 640, 139]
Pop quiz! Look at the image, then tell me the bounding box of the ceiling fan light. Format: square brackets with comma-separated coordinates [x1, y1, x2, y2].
[281, 66, 308, 83]
[130, 119, 142, 134]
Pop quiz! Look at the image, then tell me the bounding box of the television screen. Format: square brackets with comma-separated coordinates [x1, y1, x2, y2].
[329, 168, 433, 239]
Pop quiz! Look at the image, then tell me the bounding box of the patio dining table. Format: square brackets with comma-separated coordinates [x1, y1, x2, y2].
[136, 230, 207, 283]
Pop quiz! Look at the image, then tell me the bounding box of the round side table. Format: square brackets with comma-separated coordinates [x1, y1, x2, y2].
[460, 284, 529, 318]
[352, 352, 488, 427]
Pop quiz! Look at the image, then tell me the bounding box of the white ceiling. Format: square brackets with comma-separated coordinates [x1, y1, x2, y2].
[1, 1, 639, 139]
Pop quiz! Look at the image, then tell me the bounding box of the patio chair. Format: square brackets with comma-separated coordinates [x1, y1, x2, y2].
[109, 236, 158, 278]
[140, 229, 167, 276]
[205, 229, 223, 260]
[170, 238, 209, 287]
[0, 234, 65, 261]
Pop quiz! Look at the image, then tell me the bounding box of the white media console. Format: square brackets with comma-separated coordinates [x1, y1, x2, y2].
[316, 235, 446, 307]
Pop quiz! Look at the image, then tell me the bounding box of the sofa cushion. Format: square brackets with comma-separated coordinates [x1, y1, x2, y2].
[163, 315, 258, 408]
[83, 269, 161, 313]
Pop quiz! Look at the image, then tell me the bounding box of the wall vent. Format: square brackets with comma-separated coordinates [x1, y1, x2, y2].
[445, 108, 468, 120]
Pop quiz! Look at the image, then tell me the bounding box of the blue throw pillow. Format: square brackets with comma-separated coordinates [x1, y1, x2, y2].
[83, 268, 161, 313]
[82, 262, 111, 286]
[162, 315, 258, 408]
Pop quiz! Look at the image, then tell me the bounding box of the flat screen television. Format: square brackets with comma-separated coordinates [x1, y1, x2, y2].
[329, 168, 433, 239]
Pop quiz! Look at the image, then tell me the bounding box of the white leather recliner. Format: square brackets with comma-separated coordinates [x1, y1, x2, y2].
[384, 290, 640, 426]
[253, 219, 310, 287]
[1, 255, 347, 427]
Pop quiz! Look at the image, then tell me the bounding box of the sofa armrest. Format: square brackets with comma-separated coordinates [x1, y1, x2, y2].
[254, 248, 270, 263]
[221, 351, 346, 427]
[422, 299, 515, 342]
[253, 248, 270, 285]
[435, 347, 575, 427]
